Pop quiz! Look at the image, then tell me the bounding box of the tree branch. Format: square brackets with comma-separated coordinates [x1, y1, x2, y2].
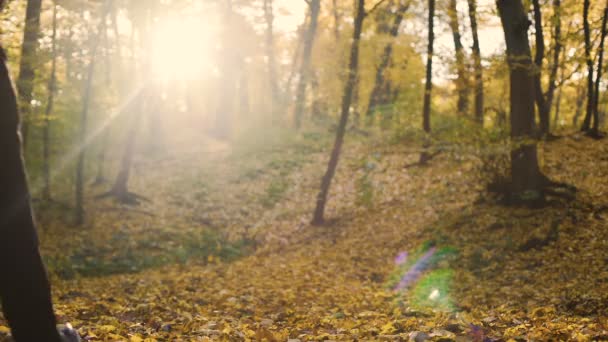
[366, 0, 389, 16]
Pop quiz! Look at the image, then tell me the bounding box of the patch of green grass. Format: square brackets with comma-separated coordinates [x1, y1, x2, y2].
[45, 230, 254, 279]
[261, 178, 289, 208]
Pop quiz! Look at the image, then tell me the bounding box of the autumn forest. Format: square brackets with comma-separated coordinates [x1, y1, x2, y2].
[1, 0, 608, 340]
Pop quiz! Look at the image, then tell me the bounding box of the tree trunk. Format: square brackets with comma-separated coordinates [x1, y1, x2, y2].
[312, 0, 365, 225]
[365, 2, 409, 122]
[42, 4, 58, 201]
[592, 4, 608, 136]
[0, 45, 62, 342]
[419, 0, 435, 164]
[16, 0, 43, 150]
[75, 3, 109, 225]
[263, 0, 280, 115]
[293, 0, 320, 129]
[497, 0, 544, 201]
[553, 66, 565, 129]
[422, 0, 434, 134]
[448, 0, 469, 116]
[467, 0, 484, 125]
[531, 0, 550, 136]
[214, 0, 238, 139]
[581, 0, 594, 131]
[110, 96, 143, 203]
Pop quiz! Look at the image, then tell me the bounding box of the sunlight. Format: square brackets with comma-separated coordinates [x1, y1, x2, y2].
[150, 18, 213, 81]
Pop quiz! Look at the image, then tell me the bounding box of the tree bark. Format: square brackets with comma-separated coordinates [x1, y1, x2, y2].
[448, 0, 469, 116]
[365, 1, 409, 121]
[581, 0, 594, 131]
[16, 0, 42, 150]
[293, 0, 320, 129]
[592, 3, 608, 136]
[0, 45, 62, 342]
[467, 0, 484, 125]
[42, 4, 58, 201]
[531, 0, 550, 136]
[312, 0, 365, 225]
[497, 0, 543, 200]
[422, 0, 434, 134]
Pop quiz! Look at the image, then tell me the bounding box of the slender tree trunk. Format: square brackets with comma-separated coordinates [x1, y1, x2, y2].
[263, 0, 280, 115]
[448, 0, 469, 115]
[332, 0, 341, 41]
[592, 3, 608, 136]
[419, 0, 435, 164]
[497, 0, 544, 201]
[42, 4, 58, 201]
[532, 0, 550, 136]
[214, 0, 237, 139]
[0, 45, 62, 342]
[467, 0, 484, 124]
[582, 0, 594, 131]
[293, 0, 320, 129]
[422, 0, 434, 134]
[365, 2, 409, 121]
[553, 66, 565, 129]
[312, 0, 365, 225]
[16, 0, 43, 150]
[110, 95, 143, 203]
[75, 3, 109, 225]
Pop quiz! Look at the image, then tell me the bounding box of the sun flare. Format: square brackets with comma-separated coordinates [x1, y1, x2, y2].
[150, 18, 213, 81]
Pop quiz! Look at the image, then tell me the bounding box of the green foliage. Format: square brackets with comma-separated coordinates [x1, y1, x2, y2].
[261, 178, 289, 208]
[45, 230, 254, 279]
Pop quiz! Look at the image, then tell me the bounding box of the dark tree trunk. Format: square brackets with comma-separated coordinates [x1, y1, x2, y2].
[75, 3, 109, 225]
[419, 0, 435, 164]
[422, 0, 434, 134]
[263, 0, 280, 115]
[293, 0, 320, 129]
[312, 0, 365, 225]
[497, 0, 544, 200]
[365, 2, 409, 121]
[16, 0, 42, 150]
[467, 0, 484, 124]
[0, 46, 62, 342]
[42, 4, 58, 201]
[531, 0, 550, 136]
[592, 5, 608, 136]
[109, 97, 143, 203]
[448, 0, 469, 115]
[582, 0, 594, 131]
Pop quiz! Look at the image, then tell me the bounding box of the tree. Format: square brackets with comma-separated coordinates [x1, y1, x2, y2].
[497, 0, 544, 200]
[419, 0, 435, 164]
[75, 2, 110, 225]
[447, 0, 469, 116]
[16, 0, 43, 149]
[531, 0, 561, 137]
[467, 0, 484, 124]
[42, 2, 59, 201]
[312, 0, 372, 225]
[365, 0, 410, 122]
[581, 0, 595, 132]
[591, 1, 608, 137]
[293, 0, 320, 129]
[263, 0, 280, 116]
[0, 44, 63, 342]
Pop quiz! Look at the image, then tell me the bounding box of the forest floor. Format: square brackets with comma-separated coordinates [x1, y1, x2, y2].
[3, 128, 608, 341]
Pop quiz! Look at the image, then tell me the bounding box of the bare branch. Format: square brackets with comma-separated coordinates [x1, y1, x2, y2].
[366, 0, 389, 16]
